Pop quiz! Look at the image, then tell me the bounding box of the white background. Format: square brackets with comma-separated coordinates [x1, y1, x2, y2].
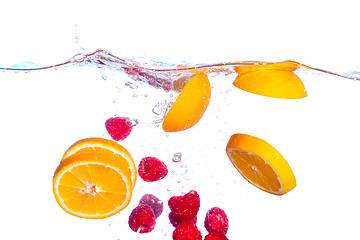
[1, 0, 360, 240]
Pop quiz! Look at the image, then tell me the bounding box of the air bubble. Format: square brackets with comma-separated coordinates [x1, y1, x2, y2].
[125, 118, 139, 127]
[125, 81, 138, 89]
[152, 118, 163, 126]
[172, 152, 182, 162]
[152, 100, 168, 115]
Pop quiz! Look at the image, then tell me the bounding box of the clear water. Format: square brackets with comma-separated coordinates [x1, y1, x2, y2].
[1, 50, 360, 240]
[2, 49, 359, 87]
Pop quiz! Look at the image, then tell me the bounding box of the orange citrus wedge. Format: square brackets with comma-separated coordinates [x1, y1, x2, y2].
[53, 138, 136, 219]
[226, 133, 296, 195]
[233, 61, 307, 99]
[163, 73, 211, 132]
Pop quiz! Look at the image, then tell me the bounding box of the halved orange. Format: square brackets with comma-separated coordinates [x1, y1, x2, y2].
[233, 61, 307, 99]
[163, 73, 211, 132]
[226, 133, 296, 195]
[53, 138, 136, 219]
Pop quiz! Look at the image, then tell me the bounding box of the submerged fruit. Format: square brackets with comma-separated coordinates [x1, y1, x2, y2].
[163, 73, 211, 132]
[128, 204, 156, 233]
[139, 194, 164, 219]
[138, 156, 168, 182]
[226, 133, 296, 195]
[233, 61, 307, 99]
[168, 190, 200, 221]
[53, 138, 136, 219]
[204, 207, 229, 235]
[173, 221, 202, 240]
[105, 116, 133, 141]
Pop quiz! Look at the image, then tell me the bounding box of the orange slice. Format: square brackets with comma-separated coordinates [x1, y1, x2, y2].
[62, 138, 136, 188]
[53, 138, 136, 219]
[226, 133, 296, 195]
[163, 73, 211, 132]
[233, 61, 307, 99]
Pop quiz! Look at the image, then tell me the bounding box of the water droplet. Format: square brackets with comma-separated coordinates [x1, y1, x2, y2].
[125, 118, 139, 127]
[152, 100, 168, 115]
[152, 118, 163, 126]
[125, 81, 138, 89]
[172, 152, 182, 162]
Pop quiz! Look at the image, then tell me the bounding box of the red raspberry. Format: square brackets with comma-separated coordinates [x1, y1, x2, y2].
[169, 211, 197, 228]
[204, 232, 229, 240]
[173, 221, 202, 240]
[128, 204, 156, 233]
[138, 157, 168, 182]
[139, 194, 163, 219]
[105, 116, 133, 141]
[168, 190, 200, 221]
[204, 207, 229, 235]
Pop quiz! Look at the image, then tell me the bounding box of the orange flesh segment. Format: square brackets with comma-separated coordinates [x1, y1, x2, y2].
[228, 149, 282, 193]
[56, 162, 130, 217]
[226, 133, 296, 195]
[62, 138, 136, 189]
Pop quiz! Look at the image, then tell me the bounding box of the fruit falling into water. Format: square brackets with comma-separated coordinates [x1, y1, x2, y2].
[138, 156, 168, 182]
[162, 73, 211, 132]
[233, 61, 307, 99]
[204, 207, 229, 235]
[226, 133, 296, 195]
[105, 116, 134, 141]
[52, 138, 137, 219]
[139, 194, 164, 219]
[128, 204, 156, 233]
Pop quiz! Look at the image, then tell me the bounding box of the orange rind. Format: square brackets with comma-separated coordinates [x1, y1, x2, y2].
[53, 138, 136, 219]
[226, 133, 296, 195]
[163, 73, 211, 132]
[233, 61, 307, 99]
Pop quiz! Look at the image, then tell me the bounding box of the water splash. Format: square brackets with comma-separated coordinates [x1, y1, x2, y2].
[1, 49, 360, 92]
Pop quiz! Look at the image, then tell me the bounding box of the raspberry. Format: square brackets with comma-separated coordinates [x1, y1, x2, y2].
[173, 221, 202, 240]
[139, 194, 163, 219]
[128, 204, 156, 233]
[168, 190, 200, 221]
[204, 232, 229, 240]
[169, 211, 197, 228]
[204, 207, 229, 235]
[105, 117, 133, 141]
[138, 157, 168, 182]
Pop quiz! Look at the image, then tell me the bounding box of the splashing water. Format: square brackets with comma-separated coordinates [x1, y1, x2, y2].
[1, 49, 359, 92]
[2, 48, 360, 240]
